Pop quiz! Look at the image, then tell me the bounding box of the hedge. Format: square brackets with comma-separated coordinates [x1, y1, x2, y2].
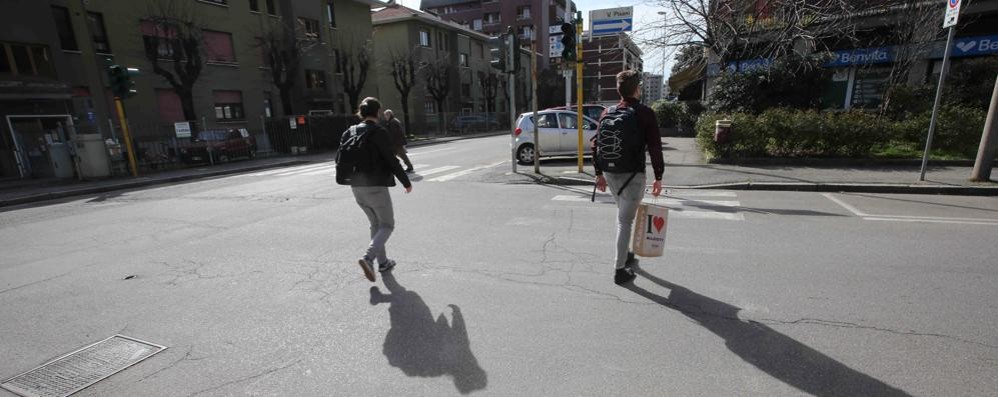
[697, 106, 986, 160]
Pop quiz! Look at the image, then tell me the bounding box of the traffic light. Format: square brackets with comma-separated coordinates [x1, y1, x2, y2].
[560, 22, 576, 62]
[488, 35, 507, 72]
[108, 65, 139, 98]
[510, 33, 520, 73]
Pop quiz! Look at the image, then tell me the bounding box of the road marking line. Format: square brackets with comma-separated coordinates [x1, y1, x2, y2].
[864, 217, 998, 226]
[551, 195, 742, 208]
[428, 161, 505, 182]
[821, 193, 868, 216]
[242, 163, 330, 177]
[672, 211, 745, 221]
[299, 167, 337, 176]
[665, 190, 738, 198]
[276, 164, 335, 176]
[408, 147, 457, 156]
[418, 166, 461, 176]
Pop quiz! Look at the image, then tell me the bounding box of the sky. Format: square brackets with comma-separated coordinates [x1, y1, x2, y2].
[392, 0, 675, 79]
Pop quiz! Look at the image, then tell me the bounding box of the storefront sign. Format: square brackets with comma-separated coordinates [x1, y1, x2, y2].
[174, 121, 192, 138]
[950, 34, 998, 57]
[824, 47, 895, 67]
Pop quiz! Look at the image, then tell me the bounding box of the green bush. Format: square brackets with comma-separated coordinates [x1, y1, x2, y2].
[651, 100, 681, 128]
[893, 105, 986, 156]
[697, 108, 908, 159]
[707, 57, 830, 114]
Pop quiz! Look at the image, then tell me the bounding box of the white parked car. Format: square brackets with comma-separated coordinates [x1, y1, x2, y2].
[513, 110, 599, 165]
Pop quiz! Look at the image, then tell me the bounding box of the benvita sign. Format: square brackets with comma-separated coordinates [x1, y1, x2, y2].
[824, 47, 894, 67]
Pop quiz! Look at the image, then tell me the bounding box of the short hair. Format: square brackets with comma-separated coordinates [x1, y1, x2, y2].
[384, 109, 393, 117]
[357, 97, 381, 118]
[616, 70, 641, 98]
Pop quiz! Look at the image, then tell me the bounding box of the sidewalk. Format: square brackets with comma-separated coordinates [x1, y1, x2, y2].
[494, 137, 998, 196]
[0, 130, 506, 208]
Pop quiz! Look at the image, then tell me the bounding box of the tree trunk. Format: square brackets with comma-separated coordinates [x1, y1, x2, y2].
[280, 87, 294, 117]
[436, 100, 445, 136]
[400, 94, 412, 138]
[179, 89, 197, 122]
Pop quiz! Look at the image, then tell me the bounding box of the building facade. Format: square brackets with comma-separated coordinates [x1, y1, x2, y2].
[0, 0, 382, 180]
[642, 72, 664, 103]
[580, 32, 643, 106]
[702, 0, 998, 110]
[372, 4, 532, 135]
[419, 0, 576, 68]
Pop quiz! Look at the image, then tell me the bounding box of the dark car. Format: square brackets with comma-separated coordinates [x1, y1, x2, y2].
[180, 128, 256, 164]
[546, 104, 607, 123]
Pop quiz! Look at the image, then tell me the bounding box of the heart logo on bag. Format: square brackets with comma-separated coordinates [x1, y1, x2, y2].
[653, 216, 665, 232]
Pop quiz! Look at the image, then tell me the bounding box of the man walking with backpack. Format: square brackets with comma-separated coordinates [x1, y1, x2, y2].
[593, 70, 664, 285]
[337, 97, 413, 283]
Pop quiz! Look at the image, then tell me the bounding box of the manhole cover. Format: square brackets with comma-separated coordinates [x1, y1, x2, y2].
[1, 335, 166, 397]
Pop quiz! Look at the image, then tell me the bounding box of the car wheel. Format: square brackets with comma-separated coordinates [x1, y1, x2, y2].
[516, 144, 535, 165]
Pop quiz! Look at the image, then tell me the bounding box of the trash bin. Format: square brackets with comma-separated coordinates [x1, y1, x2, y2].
[714, 120, 732, 144]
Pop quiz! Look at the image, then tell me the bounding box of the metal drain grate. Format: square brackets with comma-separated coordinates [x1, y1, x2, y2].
[1, 335, 166, 397]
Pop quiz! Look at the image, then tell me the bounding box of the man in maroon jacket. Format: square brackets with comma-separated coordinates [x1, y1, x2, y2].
[593, 70, 664, 285]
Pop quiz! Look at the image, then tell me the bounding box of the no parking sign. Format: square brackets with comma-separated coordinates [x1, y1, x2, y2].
[944, 0, 961, 28]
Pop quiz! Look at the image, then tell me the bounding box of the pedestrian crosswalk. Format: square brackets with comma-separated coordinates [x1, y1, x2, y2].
[549, 189, 746, 221]
[235, 161, 504, 182]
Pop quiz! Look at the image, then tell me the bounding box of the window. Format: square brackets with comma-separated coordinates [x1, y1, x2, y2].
[437, 32, 446, 51]
[443, 6, 457, 14]
[472, 19, 482, 31]
[536, 113, 558, 128]
[156, 89, 184, 122]
[249, 0, 259, 12]
[475, 43, 484, 58]
[517, 6, 531, 20]
[519, 26, 533, 40]
[213, 90, 245, 120]
[203, 30, 236, 63]
[299, 18, 320, 40]
[424, 98, 436, 114]
[0, 43, 56, 78]
[558, 113, 577, 130]
[305, 69, 326, 90]
[461, 83, 471, 97]
[141, 20, 178, 59]
[87, 12, 111, 53]
[52, 6, 78, 51]
[419, 29, 430, 47]
[266, 0, 277, 15]
[326, 2, 336, 28]
[459, 53, 468, 67]
[485, 13, 500, 24]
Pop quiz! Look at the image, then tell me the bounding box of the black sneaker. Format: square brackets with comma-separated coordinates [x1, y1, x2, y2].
[379, 260, 396, 273]
[405, 168, 414, 173]
[358, 258, 376, 282]
[614, 267, 636, 285]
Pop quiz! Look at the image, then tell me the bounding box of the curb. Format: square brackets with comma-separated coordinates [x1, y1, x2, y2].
[0, 160, 310, 208]
[508, 175, 998, 196]
[708, 157, 997, 167]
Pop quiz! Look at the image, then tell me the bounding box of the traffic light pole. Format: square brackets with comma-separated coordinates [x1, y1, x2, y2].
[576, 13, 584, 174]
[113, 97, 139, 177]
[508, 28, 517, 173]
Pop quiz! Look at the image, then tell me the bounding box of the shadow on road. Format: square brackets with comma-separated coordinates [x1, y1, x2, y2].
[370, 271, 487, 394]
[624, 268, 912, 397]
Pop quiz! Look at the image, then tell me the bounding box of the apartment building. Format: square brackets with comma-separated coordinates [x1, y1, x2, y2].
[0, 0, 382, 180]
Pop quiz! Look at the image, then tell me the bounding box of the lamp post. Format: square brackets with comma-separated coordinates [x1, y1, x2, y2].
[657, 11, 667, 101]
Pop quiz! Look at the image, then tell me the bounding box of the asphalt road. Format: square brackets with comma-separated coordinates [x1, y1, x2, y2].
[1, 135, 996, 396]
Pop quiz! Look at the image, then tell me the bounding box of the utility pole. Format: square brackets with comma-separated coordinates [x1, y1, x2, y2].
[971, 74, 998, 181]
[576, 11, 584, 174]
[920, 0, 962, 181]
[564, 3, 572, 108]
[532, 34, 540, 174]
[508, 26, 517, 173]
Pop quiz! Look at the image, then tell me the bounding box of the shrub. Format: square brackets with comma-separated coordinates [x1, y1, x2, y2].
[651, 100, 681, 128]
[707, 57, 830, 114]
[894, 105, 987, 157]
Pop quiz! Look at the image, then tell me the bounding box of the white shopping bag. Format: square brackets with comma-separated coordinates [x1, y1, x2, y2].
[632, 201, 669, 257]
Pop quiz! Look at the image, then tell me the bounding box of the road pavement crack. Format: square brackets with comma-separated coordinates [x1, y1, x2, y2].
[760, 317, 998, 349]
[186, 358, 304, 397]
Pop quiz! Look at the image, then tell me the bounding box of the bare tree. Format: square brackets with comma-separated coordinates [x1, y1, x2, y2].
[872, 0, 942, 113]
[141, 0, 204, 122]
[388, 46, 421, 137]
[477, 70, 499, 113]
[257, 18, 318, 116]
[425, 56, 454, 135]
[336, 39, 373, 113]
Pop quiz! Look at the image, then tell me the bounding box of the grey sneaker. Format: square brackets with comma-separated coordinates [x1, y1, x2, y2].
[358, 258, 376, 282]
[379, 260, 396, 273]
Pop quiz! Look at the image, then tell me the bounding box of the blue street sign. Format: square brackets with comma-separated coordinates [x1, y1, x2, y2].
[592, 18, 632, 36]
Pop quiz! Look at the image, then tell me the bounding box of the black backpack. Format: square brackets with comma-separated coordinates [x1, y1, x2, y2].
[594, 105, 644, 173]
[335, 125, 371, 185]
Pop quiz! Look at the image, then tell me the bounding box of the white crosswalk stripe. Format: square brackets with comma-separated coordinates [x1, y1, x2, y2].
[550, 190, 746, 221]
[427, 161, 505, 182]
[417, 165, 461, 176]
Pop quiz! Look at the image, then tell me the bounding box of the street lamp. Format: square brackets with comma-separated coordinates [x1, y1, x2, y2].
[657, 11, 667, 100]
